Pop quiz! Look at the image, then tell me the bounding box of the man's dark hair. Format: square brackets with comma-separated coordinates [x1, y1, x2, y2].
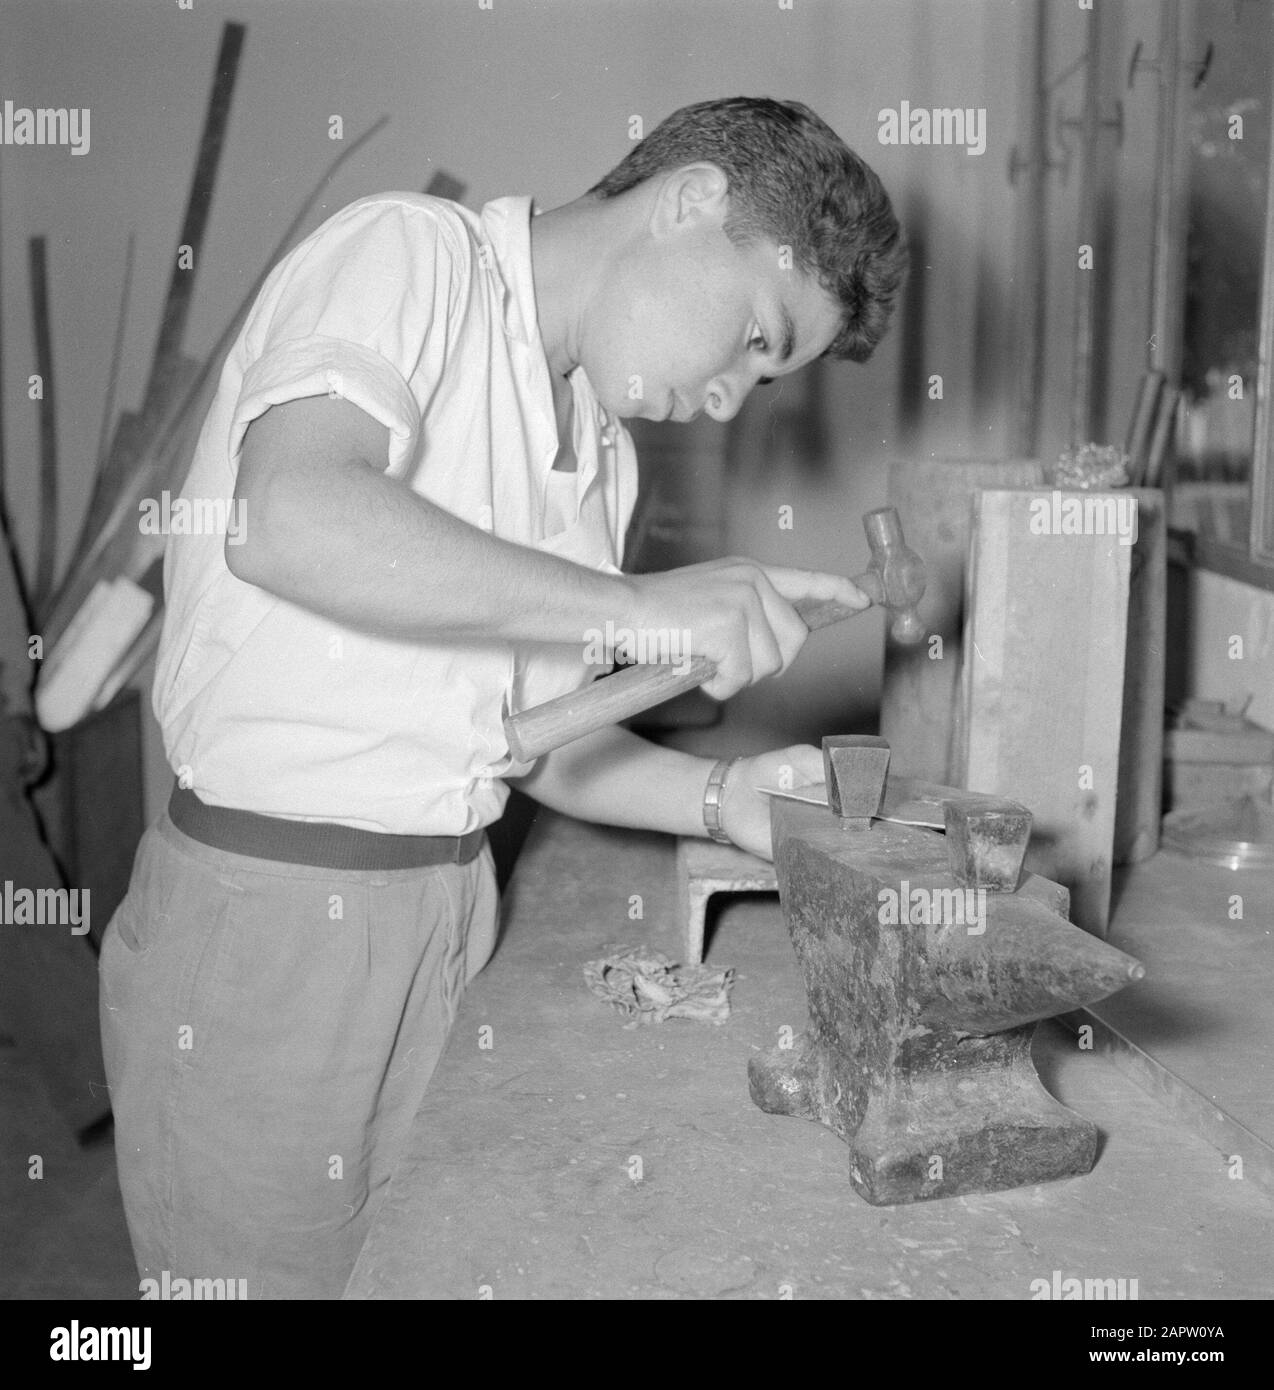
[588, 97, 907, 363]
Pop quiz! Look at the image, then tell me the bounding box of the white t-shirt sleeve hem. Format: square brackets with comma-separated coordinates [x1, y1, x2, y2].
[229, 335, 421, 480]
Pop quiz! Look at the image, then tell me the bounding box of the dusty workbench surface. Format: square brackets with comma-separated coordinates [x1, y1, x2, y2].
[1093, 851, 1274, 1175]
[345, 813, 1273, 1300]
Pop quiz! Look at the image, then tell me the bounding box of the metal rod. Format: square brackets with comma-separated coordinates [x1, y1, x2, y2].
[1010, 0, 1048, 458]
[94, 230, 136, 487]
[1148, 2, 1182, 376]
[143, 20, 246, 417]
[1069, 5, 1102, 447]
[0, 154, 7, 514]
[1248, 52, 1274, 566]
[28, 235, 58, 615]
[0, 160, 32, 628]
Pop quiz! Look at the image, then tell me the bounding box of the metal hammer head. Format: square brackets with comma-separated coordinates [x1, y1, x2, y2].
[858, 507, 927, 644]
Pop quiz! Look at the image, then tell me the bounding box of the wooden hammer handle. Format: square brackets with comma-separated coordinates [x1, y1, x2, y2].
[503, 591, 865, 763]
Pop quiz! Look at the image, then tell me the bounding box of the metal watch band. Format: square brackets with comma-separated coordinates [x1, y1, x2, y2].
[703, 757, 739, 845]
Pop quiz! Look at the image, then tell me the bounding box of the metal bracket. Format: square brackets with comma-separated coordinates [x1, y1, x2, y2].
[1007, 143, 1068, 186]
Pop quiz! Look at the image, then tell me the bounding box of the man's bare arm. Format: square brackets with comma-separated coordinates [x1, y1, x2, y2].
[517, 723, 713, 837]
[227, 395, 626, 646]
[227, 395, 869, 698]
[515, 721, 829, 862]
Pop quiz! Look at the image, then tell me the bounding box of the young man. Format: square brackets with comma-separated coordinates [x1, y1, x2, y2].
[100, 97, 906, 1298]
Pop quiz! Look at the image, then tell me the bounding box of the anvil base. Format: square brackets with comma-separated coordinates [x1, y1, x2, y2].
[749, 1028, 1098, 1205]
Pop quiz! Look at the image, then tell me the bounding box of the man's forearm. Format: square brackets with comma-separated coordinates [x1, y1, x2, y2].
[228, 398, 630, 646]
[234, 455, 629, 644]
[513, 722, 714, 838]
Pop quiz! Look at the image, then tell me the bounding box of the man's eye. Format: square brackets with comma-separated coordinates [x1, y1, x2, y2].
[749, 330, 769, 353]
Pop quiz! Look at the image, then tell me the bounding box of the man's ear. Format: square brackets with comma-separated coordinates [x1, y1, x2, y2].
[649, 162, 730, 237]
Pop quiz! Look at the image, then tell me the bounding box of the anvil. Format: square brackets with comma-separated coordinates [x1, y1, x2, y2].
[749, 736, 1145, 1205]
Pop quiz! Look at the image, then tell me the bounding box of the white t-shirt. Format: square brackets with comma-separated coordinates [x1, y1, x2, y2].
[154, 193, 638, 834]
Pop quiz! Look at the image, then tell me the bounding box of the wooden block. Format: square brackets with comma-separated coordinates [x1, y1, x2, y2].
[881, 458, 1045, 782]
[676, 837, 777, 965]
[1115, 489, 1166, 865]
[954, 488, 1133, 936]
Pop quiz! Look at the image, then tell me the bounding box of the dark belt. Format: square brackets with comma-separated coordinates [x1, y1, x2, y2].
[168, 783, 484, 871]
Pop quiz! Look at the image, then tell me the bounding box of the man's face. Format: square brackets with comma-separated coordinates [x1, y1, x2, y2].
[577, 181, 843, 425]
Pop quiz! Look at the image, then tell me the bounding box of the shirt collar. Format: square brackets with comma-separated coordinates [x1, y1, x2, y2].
[478, 195, 541, 349]
[479, 195, 620, 483]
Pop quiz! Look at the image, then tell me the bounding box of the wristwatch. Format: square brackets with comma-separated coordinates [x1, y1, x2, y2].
[703, 757, 739, 845]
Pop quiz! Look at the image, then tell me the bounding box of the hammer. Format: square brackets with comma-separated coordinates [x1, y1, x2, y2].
[503, 506, 927, 762]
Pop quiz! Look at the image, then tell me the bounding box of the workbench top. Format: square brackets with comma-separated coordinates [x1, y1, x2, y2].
[1089, 847, 1274, 1193]
[345, 813, 1273, 1300]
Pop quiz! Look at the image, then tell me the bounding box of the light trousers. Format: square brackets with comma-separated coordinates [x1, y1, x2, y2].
[99, 812, 498, 1299]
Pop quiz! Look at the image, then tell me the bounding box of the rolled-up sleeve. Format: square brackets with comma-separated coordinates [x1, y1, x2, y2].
[227, 197, 463, 481]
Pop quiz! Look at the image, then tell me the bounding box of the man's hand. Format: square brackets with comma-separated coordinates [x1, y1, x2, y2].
[625, 559, 869, 701]
[718, 742, 826, 861]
